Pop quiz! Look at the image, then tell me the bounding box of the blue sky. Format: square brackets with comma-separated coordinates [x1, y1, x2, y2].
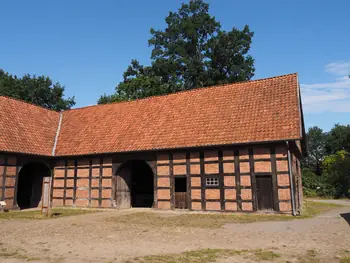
[1, 0, 349, 131]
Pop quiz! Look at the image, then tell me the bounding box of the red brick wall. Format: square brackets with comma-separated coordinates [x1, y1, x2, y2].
[0, 155, 18, 210]
[52, 157, 113, 208]
[153, 143, 297, 214]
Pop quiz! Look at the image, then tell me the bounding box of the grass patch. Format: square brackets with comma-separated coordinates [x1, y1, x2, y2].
[341, 256, 350, 263]
[254, 249, 280, 261]
[113, 212, 295, 229]
[113, 201, 343, 228]
[0, 208, 101, 220]
[0, 247, 40, 261]
[297, 249, 320, 263]
[301, 201, 344, 217]
[128, 248, 282, 263]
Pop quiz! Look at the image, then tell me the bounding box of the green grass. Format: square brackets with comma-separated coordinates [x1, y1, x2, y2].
[0, 208, 101, 220]
[297, 249, 320, 263]
[254, 249, 281, 261]
[340, 256, 350, 263]
[301, 201, 344, 218]
[112, 201, 343, 228]
[0, 247, 40, 261]
[127, 248, 282, 263]
[113, 212, 296, 228]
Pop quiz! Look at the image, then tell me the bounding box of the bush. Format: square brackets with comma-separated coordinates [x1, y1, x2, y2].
[302, 168, 338, 198]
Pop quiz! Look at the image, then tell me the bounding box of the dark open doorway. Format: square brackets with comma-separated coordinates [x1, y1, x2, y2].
[17, 162, 51, 209]
[115, 160, 154, 208]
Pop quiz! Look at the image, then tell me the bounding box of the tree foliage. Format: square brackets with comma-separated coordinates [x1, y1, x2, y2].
[304, 126, 326, 175]
[98, 0, 254, 104]
[303, 124, 350, 198]
[0, 69, 75, 111]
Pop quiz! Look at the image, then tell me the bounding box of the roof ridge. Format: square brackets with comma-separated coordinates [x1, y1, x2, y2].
[66, 72, 298, 112]
[0, 95, 59, 113]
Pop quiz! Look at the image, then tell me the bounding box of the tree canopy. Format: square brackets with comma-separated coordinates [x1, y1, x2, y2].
[0, 69, 75, 111]
[303, 124, 350, 198]
[98, 0, 254, 104]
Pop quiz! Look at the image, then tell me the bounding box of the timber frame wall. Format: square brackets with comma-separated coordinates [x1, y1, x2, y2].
[0, 141, 302, 214]
[155, 142, 300, 213]
[52, 158, 113, 208]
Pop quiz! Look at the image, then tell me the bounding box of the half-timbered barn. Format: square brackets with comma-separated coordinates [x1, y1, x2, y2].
[0, 73, 305, 215]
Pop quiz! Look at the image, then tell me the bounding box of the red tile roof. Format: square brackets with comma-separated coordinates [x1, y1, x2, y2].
[0, 73, 302, 157]
[0, 96, 60, 156]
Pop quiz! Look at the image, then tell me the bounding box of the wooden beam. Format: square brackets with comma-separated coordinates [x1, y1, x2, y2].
[234, 149, 242, 211]
[248, 148, 258, 211]
[218, 150, 225, 211]
[200, 151, 206, 210]
[73, 160, 78, 205]
[63, 160, 68, 206]
[88, 159, 92, 207]
[169, 153, 174, 209]
[98, 158, 103, 207]
[270, 147, 279, 212]
[1, 156, 7, 201]
[186, 152, 191, 210]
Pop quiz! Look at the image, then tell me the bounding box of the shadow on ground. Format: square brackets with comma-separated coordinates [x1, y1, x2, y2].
[340, 213, 350, 225]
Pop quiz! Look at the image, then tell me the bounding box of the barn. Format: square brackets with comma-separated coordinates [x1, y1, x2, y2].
[0, 73, 305, 215]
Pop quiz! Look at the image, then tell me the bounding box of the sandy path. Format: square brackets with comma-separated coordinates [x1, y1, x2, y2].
[0, 206, 349, 263]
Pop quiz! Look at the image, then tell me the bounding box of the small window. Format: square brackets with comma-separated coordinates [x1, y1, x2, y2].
[206, 177, 219, 186]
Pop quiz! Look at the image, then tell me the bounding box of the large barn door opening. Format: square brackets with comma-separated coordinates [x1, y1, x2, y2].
[115, 160, 154, 208]
[17, 162, 51, 209]
[256, 175, 274, 210]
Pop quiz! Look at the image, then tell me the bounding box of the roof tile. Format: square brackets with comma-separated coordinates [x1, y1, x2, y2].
[0, 73, 302, 156]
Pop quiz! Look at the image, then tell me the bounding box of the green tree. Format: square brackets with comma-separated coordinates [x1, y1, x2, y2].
[322, 150, 350, 198]
[0, 69, 75, 111]
[304, 126, 327, 175]
[325, 124, 350, 154]
[99, 0, 254, 104]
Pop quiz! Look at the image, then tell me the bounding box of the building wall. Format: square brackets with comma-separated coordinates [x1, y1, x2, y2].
[0, 155, 18, 210]
[156, 143, 295, 214]
[1, 141, 301, 214]
[291, 141, 303, 213]
[52, 157, 113, 208]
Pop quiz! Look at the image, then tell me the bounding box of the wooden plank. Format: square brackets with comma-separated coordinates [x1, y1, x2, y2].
[12, 159, 19, 209]
[63, 160, 68, 206]
[115, 165, 131, 209]
[99, 158, 103, 207]
[248, 148, 257, 211]
[41, 176, 51, 216]
[73, 160, 78, 205]
[1, 156, 7, 200]
[256, 175, 274, 210]
[88, 159, 92, 207]
[200, 152, 205, 210]
[218, 150, 224, 211]
[169, 153, 175, 209]
[270, 147, 279, 211]
[186, 152, 191, 210]
[147, 160, 157, 208]
[175, 192, 187, 209]
[234, 149, 242, 211]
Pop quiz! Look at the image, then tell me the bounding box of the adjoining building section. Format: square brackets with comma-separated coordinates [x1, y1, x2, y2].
[0, 73, 305, 215]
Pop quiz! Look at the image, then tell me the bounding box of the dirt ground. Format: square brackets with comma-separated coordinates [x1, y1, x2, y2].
[0, 201, 349, 263]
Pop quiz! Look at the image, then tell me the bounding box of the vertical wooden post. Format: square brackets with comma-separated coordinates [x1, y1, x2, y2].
[41, 177, 52, 217]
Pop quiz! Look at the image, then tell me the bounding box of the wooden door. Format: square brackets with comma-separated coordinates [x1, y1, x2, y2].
[116, 168, 131, 209]
[175, 192, 187, 209]
[256, 176, 274, 210]
[174, 177, 187, 209]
